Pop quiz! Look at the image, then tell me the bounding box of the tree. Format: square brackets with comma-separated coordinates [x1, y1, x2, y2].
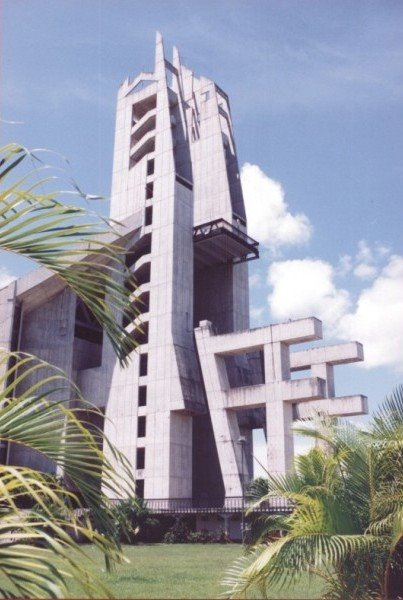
[0, 144, 139, 597]
[223, 386, 403, 600]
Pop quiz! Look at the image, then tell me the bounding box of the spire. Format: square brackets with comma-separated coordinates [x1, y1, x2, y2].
[155, 31, 165, 76]
[172, 45, 180, 70]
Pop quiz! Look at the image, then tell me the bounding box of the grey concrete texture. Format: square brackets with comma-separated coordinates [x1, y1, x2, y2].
[0, 33, 367, 505]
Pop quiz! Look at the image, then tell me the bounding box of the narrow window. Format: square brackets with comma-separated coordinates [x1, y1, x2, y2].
[145, 206, 153, 226]
[146, 182, 154, 200]
[137, 416, 146, 438]
[136, 447, 145, 470]
[136, 479, 144, 498]
[138, 386, 147, 406]
[139, 353, 148, 377]
[147, 159, 154, 176]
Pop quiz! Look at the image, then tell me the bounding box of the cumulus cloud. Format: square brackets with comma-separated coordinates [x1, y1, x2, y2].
[266, 254, 403, 372]
[339, 240, 392, 281]
[353, 262, 378, 280]
[250, 306, 266, 324]
[0, 267, 15, 290]
[337, 254, 352, 276]
[356, 240, 373, 264]
[268, 259, 350, 330]
[249, 272, 262, 288]
[241, 163, 312, 251]
[338, 255, 403, 371]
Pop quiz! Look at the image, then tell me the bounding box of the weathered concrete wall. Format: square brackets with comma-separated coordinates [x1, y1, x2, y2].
[8, 287, 76, 472]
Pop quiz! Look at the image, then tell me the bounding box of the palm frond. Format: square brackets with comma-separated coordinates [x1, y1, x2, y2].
[0, 351, 138, 596]
[371, 385, 403, 442]
[0, 143, 138, 365]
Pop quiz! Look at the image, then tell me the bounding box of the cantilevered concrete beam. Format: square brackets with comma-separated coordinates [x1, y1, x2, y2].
[225, 378, 326, 410]
[293, 395, 368, 419]
[195, 317, 367, 486]
[290, 342, 364, 371]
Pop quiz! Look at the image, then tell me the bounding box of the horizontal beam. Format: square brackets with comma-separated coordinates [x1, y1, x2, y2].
[293, 395, 368, 419]
[290, 342, 364, 371]
[195, 317, 323, 355]
[225, 377, 326, 410]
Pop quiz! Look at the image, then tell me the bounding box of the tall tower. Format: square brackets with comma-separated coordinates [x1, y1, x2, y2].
[0, 34, 367, 523]
[104, 33, 259, 503]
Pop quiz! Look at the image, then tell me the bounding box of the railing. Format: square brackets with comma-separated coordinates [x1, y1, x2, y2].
[193, 219, 258, 250]
[142, 496, 292, 514]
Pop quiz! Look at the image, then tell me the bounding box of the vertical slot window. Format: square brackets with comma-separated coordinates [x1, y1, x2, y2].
[139, 354, 148, 377]
[147, 159, 154, 176]
[138, 386, 147, 406]
[137, 416, 146, 438]
[136, 479, 144, 498]
[136, 447, 145, 470]
[145, 206, 153, 226]
[146, 182, 154, 200]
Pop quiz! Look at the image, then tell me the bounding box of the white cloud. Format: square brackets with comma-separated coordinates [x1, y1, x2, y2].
[338, 255, 403, 371]
[337, 254, 352, 276]
[249, 273, 262, 288]
[352, 240, 392, 280]
[267, 259, 350, 330]
[250, 306, 266, 323]
[375, 244, 391, 258]
[353, 263, 377, 280]
[0, 267, 15, 290]
[356, 239, 373, 264]
[266, 254, 403, 372]
[241, 163, 312, 252]
[338, 240, 391, 281]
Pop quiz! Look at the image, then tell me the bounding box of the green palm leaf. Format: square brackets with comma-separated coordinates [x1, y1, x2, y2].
[0, 143, 138, 365]
[0, 352, 137, 597]
[225, 387, 403, 599]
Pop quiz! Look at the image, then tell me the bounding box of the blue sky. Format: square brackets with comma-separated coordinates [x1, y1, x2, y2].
[1, 1, 402, 424]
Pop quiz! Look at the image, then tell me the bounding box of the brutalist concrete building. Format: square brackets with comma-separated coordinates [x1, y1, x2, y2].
[0, 34, 367, 530]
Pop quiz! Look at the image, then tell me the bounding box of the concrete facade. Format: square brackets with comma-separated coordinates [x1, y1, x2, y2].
[0, 34, 368, 508]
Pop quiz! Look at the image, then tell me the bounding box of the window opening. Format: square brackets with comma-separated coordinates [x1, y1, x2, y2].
[74, 297, 103, 345]
[138, 386, 147, 406]
[136, 447, 145, 470]
[139, 354, 148, 377]
[147, 159, 155, 176]
[137, 416, 146, 438]
[146, 182, 154, 200]
[136, 479, 144, 498]
[145, 206, 153, 226]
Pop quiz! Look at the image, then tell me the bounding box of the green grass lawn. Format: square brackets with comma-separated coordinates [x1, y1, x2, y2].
[61, 543, 324, 599]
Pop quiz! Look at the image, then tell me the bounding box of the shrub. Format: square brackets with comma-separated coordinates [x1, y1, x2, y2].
[163, 519, 190, 543]
[110, 497, 158, 544]
[188, 529, 213, 544]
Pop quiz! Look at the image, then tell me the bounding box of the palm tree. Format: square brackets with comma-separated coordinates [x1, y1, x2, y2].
[223, 387, 403, 600]
[0, 144, 138, 597]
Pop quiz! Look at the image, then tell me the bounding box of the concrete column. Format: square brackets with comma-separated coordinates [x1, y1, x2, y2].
[195, 323, 243, 497]
[239, 426, 253, 482]
[264, 342, 290, 382]
[311, 363, 335, 397]
[266, 397, 294, 476]
[264, 342, 293, 475]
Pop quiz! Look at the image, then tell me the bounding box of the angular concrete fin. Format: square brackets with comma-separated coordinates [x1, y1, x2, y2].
[173, 45, 181, 69]
[155, 31, 165, 75]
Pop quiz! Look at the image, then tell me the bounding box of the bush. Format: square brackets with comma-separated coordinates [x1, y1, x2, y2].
[215, 528, 232, 544]
[163, 519, 233, 544]
[188, 529, 213, 544]
[163, 519, 190, 543]
[110, 497, 158, 544]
